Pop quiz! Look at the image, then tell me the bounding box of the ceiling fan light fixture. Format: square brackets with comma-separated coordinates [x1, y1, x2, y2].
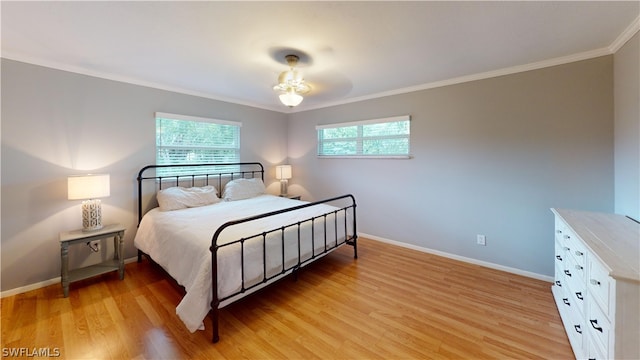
[273, 54, 310, 107]
[277, 68, 304, 85]
[279, 90, 304, 108]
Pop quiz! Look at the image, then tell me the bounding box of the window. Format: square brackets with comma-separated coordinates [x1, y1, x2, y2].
[316, 115, 410, 158]
[155, 112, 241, 176]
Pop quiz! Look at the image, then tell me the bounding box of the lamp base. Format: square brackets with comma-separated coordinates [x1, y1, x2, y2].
[279, 179, 289, 196]
[81, 199, 103, 232]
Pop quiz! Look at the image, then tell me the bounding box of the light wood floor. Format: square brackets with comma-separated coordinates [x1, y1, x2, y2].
[2, 237, 573, 359]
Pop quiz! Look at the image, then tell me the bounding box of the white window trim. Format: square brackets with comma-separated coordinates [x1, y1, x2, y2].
[155, 112, 242, 127]
[316, 115, 411, 159]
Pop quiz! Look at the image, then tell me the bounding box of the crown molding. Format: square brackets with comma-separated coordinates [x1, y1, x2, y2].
[3, 12, 637, 116]
[295, 47, 612, 113]
[609, 15, 640, 53]
[0, 51, 282, 113]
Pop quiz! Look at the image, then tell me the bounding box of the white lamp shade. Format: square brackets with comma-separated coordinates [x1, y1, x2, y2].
[279, 92, 303, 107]
[68, 174, 110, 200]
[275, 165, 292, 180]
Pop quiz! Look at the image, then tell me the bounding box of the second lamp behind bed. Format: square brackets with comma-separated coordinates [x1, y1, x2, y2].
[275, 165, 292, 196]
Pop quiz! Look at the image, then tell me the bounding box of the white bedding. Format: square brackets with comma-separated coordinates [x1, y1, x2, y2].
[134, 194, 349, 332]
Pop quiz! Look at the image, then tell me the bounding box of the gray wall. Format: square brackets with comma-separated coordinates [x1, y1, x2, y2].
[0, 53, 624, 292]
[288, 56, 614, 277]
[1, 59, 288, 292]
[614, 33, 640, 220]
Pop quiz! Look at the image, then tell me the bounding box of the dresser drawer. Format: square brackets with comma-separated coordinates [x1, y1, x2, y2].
[587, 300, 611, 357]
[587, 257, 613, 318]
[563, 264, 586, 316]
[557, 256, 583, 314]
[552, 286, 585, 358]
[563, 253, 586, 291]
[554, 263, 564, 289]
[555, 240, 566, 265]
[565, 311, 586, 358]
[566, 231, 587, 269]
[587, 332, 607, 360]
[554, 220, 571, 252]
[556, 286, 580, 318]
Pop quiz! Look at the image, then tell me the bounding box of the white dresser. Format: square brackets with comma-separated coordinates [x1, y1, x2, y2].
[552, 208, 639, 359]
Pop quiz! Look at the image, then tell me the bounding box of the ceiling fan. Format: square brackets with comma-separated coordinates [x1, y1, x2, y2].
[272, 54, 311, 107]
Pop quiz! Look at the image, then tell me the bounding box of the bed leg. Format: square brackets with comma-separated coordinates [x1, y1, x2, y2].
[137, 249, 143, 263]
[350, 236, 358, 259]
[211, 307, 220, 343]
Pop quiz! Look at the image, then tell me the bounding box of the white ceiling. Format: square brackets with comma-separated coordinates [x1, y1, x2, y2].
[2, 1, 639, 113]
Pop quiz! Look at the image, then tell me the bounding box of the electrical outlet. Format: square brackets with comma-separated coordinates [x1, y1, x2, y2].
[88, 240, 101, 252]
[476, 234, 486, 246]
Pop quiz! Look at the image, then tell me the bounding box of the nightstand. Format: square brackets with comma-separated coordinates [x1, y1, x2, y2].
[280, 194, 301, 200]
[59, 224, 126, 297]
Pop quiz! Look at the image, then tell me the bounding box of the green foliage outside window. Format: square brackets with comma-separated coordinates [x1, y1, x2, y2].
[317, 117, 410, 157]
[155, 115, 241, 176]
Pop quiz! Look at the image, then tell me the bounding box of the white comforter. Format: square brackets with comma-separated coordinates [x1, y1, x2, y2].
[134, 194, 347, 332]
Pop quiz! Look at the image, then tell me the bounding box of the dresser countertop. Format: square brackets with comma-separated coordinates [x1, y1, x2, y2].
[552, 208, 640, 282]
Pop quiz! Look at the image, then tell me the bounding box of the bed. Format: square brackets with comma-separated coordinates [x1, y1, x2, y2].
[134, 162, 358, 342]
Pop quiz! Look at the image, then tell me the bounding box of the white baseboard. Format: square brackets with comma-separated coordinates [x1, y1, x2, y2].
[1, 256, 139, 298]
[1, 277, 62, 298]
[3, 237, 552, 298]
[360, 232, 553, 283]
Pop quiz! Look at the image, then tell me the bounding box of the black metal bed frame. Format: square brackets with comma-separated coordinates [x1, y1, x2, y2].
[136, 162, 358, 343]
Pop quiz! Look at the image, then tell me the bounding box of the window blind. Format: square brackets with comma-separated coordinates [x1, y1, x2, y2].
[155, 112, 241, 176]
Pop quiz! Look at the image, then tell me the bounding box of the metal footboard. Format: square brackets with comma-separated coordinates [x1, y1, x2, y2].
[136, 163, 357, 343]
[209, 194, 358, 343]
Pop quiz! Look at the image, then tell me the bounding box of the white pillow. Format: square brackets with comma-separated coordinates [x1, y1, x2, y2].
[157, 185, 220, 211]
[222, 178, 265, 201]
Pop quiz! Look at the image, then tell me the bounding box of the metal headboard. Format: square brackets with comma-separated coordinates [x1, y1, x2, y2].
[136, 162, 265, 225]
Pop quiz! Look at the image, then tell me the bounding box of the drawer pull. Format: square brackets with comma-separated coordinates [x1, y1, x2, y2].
[590, 319, 603, 333]
[574, 250, 584, 256]
[563, 298, 571, 306]
[575, 264, 583, 271]
[564, 270, 572, 277]
[574, 324, 582, 334]
[590, 279, 601, 286]
[575, 292, 583, 300]
[555, 280, 562, 287]
[564, 235, 570, 240]
[556, 255, 563, 261]
[563, 246, 570, 251]
[556, 230, 562, 234]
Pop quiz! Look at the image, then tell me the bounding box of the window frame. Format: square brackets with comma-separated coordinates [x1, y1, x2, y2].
[316, 115, 411, 159]
[155, 112, 242, 176]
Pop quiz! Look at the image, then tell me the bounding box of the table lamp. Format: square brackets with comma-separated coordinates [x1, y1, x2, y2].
[275, 165, 292, 196]
[68, 174, 110, 232]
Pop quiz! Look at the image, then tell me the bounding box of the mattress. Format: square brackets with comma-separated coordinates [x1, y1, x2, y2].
[134, 194, 348, 332]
